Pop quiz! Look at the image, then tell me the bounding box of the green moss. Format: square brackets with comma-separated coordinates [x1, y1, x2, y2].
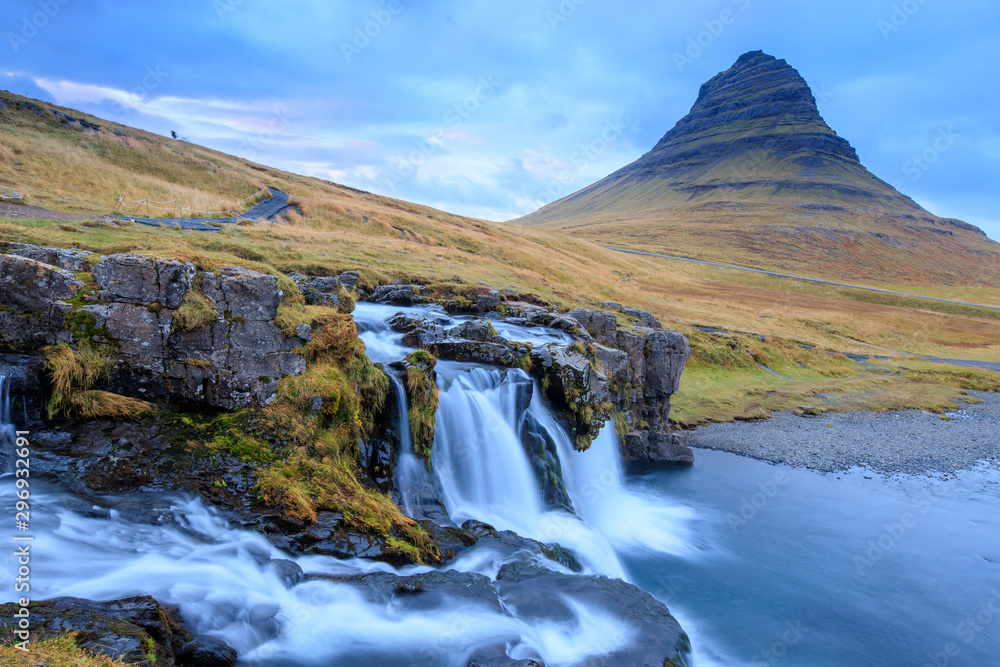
[402, 351, 439, 461]
[405, 349, 436, 366]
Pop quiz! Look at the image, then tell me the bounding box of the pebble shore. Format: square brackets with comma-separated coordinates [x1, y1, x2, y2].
[688, 391, 1000, 476]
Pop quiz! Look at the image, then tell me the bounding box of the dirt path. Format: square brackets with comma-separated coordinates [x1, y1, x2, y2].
[0, 201, 92, 220]
[119, 188, 292, 231]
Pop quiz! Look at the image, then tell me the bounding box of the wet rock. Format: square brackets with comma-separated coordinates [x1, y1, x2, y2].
[268, 559, 305, 587]
[0, 595, 196, 666]
[177, 635, 239, 667]
[429, 339, 529, 368]
[321, 570, 504, 613]
[372, 283, 421, 306]
[521, 411, 574, 512]
[495, 563, 691, 667]
[475, 290, 503, 313]
[459, 520, 583, 573]
[449, 319, 503, 342]
[388, 312, 448, 347]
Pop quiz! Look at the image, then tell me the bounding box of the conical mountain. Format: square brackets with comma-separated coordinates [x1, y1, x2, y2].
[516, 51, 1000, 286]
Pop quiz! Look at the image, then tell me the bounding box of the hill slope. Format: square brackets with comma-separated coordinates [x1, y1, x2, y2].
[516, 51, 1000, 287]
[2, 85, 998, 426]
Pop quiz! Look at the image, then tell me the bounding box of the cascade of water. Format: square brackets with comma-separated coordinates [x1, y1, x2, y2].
[389, 372, 441, 521]
[0, 305, 704, 666]
[535, 398, 695, 556]
[0, 375, 15, 449]
[431, 365, 546, 529]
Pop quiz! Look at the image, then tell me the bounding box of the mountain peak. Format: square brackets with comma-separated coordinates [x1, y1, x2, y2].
[515, 52, 1000, 285]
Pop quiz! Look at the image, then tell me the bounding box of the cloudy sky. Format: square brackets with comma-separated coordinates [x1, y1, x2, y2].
[3, 0, 998, 240]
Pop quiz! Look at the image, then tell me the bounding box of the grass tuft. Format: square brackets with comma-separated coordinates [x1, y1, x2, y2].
[43, 342, 154, 419]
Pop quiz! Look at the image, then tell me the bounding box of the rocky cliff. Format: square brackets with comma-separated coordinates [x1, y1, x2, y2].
[0, 243, 308, 409]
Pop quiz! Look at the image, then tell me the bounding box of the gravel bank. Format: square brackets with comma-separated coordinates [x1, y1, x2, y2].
[688, 391, 1000, 476]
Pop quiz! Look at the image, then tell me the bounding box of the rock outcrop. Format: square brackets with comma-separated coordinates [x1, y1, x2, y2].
[0, 595, 237, 667]
[381, 296, 692, 464]
[0, 245, 308, 409]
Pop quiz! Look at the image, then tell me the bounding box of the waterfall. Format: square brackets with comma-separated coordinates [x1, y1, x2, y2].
[0, 374, 15, 451]
[0, 305, 702, 666]
[431, 365, 545, 529]
[389, 373, 441, 522]
[428, 363, 696, 579]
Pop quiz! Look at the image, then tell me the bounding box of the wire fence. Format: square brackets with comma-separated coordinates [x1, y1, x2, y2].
[112, 188, 269, 219]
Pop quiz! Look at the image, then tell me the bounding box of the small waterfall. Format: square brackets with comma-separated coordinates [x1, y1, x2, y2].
[0, 375, 15, 451]
[429, 364, 695, 578]
[389, 373, 441, 521]
[432, 366, 545, 529]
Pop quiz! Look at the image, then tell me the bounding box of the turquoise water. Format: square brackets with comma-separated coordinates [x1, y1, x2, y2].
[628, 449, 1000, 666]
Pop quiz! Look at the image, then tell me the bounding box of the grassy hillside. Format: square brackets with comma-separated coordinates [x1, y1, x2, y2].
[1, 89, 998, 424]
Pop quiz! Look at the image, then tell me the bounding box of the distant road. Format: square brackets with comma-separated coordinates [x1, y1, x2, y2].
[606, 246, 1000, 312]
[120, 188, 291, 232]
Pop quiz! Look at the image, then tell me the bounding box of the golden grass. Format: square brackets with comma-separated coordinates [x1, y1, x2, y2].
[671, 331, 998, 425]
[0, 633, 125, 666]
[43, 342, 154, 419]
[524, 198, 1000, 288]
[171, 290, 216, 332]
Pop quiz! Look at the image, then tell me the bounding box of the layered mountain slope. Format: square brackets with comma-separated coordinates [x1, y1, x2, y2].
[516, 51, 1000, 286]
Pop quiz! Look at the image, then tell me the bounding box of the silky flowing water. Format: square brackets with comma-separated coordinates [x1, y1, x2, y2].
[1, 303, 997, 665]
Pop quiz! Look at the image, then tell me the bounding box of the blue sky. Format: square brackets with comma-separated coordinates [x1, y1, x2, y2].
[2, 0, 999, 241]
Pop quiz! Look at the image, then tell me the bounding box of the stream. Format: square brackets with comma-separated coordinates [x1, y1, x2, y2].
[1, 302, 998, 665]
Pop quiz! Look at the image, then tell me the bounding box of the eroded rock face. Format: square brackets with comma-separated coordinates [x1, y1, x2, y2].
[561, 307, 693, 466]
[383, 303, 692, 464]
[0, 249, 308, 410]
[372, 283, 421, 306]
